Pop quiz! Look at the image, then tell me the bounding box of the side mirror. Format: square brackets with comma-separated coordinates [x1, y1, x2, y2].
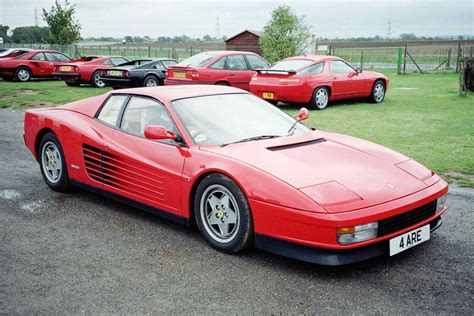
[144, 125, 177, 141]
[356, 67, 363, 74]
[294, 107, 309, 122]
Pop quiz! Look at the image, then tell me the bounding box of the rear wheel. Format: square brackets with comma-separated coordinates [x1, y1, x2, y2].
[310, 87, 329, 110]
[14, 67, 32, 82]
[370, 80, 385, 103]
[91, 70, 105, 88]
[194, 173, 253, 253]
[143, 75, 159, 87]
[39, 132, 70, 192]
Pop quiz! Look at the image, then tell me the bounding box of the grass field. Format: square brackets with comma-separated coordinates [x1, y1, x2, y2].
[0, 71, 473, 187]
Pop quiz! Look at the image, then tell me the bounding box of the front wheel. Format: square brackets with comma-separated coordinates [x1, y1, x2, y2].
[310, 87, 329, 110]
[194, 174, 253, 253]
[14, 67, 32, 82]
[370, 80, 385, 103]
[39, 132, 70, 192]
[91, 70, 106, 88]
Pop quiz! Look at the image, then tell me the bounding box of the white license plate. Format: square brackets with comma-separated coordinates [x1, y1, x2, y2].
[389, 224, 430, 256]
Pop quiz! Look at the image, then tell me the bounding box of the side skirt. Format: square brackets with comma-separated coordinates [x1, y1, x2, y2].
[70, 180, 189, 226]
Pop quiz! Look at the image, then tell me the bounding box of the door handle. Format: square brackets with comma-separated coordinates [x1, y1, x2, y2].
[229, 73, 235, 77]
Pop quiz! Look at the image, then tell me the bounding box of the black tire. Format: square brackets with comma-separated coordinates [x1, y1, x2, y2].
[65, 81, 80, 87]
[194, 173, 253, 253]
[310, 87, 330, 110]
[267, 100, 279, 106]
[14, 66, 32, 82]
[370, 80, 386, 103]
[90, 70, 105, 88]
[143, 75, 159, 87]
[38, 132, 70, 192]
[215, 81, 229, 86]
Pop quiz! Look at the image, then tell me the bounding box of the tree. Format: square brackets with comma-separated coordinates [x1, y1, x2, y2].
[399, 33, 417, 41]
[42, 0, 81, 45]
[0, 25, 9, 43]
[11, 26, 49, 43]
[260, 5, 312, 62]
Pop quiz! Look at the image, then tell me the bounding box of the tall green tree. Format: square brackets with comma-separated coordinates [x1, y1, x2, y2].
[42, 0, 81, 45]
[0, 25, 9, 43]
[260, 5, 312, 62]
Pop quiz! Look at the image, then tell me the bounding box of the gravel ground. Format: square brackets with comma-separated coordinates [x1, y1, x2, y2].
[0, 108, 473, 314]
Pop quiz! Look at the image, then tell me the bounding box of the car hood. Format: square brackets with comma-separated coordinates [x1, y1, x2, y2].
[201, 131, 434, 213]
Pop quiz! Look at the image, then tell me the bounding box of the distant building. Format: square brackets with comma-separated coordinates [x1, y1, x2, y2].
[225, 30, 262, 56]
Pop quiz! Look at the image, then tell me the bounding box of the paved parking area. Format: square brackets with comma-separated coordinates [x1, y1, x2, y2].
[0, 109, 472, 314]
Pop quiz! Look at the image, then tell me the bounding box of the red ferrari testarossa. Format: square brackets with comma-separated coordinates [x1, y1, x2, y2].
[24, 85, 447, 265]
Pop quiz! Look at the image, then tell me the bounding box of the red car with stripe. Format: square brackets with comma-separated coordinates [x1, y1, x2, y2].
[23, 85, 447, 266]
[249, 55, 389, 109]
[165, 51, 269, 91]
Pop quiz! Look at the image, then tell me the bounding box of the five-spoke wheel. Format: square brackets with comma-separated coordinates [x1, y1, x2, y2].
[39, 132, 70, 192]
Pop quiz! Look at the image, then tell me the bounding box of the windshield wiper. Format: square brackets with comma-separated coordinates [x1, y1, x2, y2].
[221, 135, 282, 147]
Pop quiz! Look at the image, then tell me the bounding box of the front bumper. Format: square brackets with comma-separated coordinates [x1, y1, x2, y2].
[255, 216, 443, 266]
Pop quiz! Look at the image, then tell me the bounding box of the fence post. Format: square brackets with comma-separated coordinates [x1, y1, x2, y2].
[108, 46, 111, 55]
[403, 44, 407, 74]
[397, 47, 403, 74]
[446, 49, 452, 69]
[190, 46, 193, 56]
[148, 45, 151, 58]
[456, 43, 461, 73]
[360, 50, 364, 68]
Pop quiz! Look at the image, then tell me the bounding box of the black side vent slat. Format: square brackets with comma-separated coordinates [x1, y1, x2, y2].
[267, 138, 325, 151]
[378, 200, 437, 237]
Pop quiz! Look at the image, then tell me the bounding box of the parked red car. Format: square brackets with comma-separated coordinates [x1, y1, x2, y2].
[0, 49, 72, 81]
[249, 55, 389, 109]
[53, 55, 129, 87]
[24, 85, 447, 266]
[165, 51, 269, 91]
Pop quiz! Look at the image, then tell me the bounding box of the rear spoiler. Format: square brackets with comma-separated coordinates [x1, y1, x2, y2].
[255, 68, 297, 75]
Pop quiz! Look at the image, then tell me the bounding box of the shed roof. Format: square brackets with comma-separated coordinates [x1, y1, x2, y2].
[225, 30, 262, 42]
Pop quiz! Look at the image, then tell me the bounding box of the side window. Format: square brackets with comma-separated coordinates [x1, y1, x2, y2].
[331, 60, 355, 74]
[226, 55, 248, 70]
[102, 59, 113, 65]
[120, 97, 177, 142]
[111, 57, 128, 66]
[209, 57, 226, 69]
[245, 55, 268, 69]
[155, 62, 166, 71]
[45, 52, 71, 62]
[97, 95, 128, 126]
[299, 62, 325, 75]
[31, 53, 46, 61]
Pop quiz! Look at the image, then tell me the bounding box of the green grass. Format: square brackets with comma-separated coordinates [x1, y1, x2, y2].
[0, 71, 473, 187]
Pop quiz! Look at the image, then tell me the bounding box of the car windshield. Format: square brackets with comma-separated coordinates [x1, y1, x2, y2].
[172, 93, 310, 145]
[178, 52, 218, 67]
[268, 59, 313, 71]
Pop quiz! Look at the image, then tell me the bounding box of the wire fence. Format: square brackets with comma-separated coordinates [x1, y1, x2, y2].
[331, 44, 474, 73]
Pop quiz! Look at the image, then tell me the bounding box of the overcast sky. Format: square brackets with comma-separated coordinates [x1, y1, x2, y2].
[1, 0, 473, 38]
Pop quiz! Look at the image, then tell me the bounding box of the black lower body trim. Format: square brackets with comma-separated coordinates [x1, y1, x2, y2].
[70, 180, 189, 225]
[255, 217, 443, 266]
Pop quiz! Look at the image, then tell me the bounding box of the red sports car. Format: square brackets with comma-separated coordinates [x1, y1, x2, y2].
[24, 85, 447, 266]
[0, 49, 72, 81]
[249, 55, 389, 109]
[53, 55, 129, 87]
[164, 51, 269, 91]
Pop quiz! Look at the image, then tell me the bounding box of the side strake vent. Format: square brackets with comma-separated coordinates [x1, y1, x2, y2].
[82, 144, 165, 204]
[267, 138, 325, 151]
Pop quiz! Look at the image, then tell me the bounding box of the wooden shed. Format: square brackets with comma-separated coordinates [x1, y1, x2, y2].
[225, 30, 262, 56]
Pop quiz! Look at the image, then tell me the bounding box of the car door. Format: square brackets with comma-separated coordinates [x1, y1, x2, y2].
[330, 60, 366, 99]
[105, 95, 188, 216]
[225, 54, 253, 91]
[28, 52, 51, 76]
